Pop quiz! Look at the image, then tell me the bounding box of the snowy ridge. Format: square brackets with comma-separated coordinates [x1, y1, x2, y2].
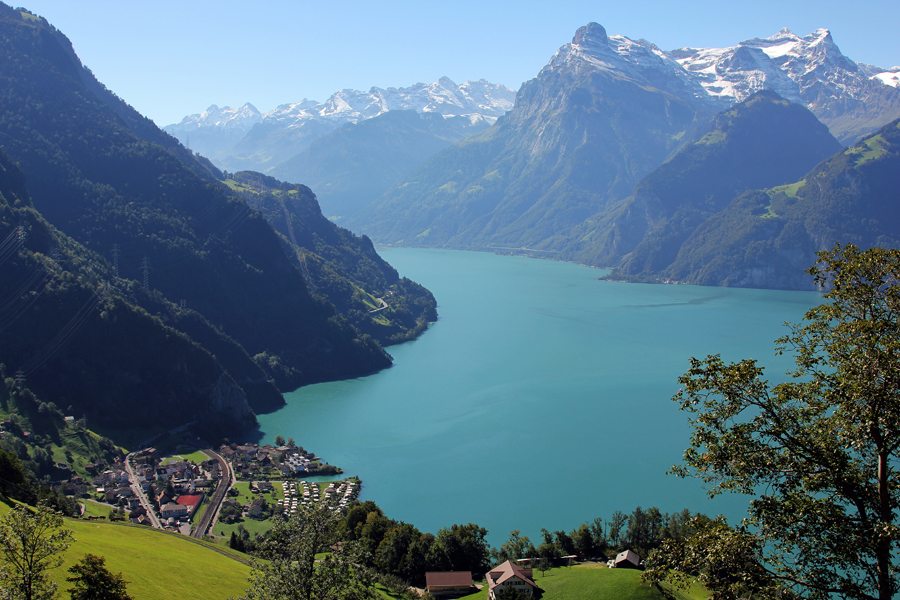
[669, 28, 877, 106]
[169, 103, 263, 132]
[550, 23, 897, 109]
[264, 77, 515, 129]
[543, 23, 712, 105]
[872, 67, 900, 88]
[535, 23, 899, 144]
[167, 78, 515, 140]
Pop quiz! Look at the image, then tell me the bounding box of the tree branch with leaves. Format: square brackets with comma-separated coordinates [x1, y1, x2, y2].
[646, 244, 900, 600]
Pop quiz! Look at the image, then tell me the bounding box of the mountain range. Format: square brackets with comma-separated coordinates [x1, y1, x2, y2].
[164, 78, 516, 173]
[346, 22, 900, 290]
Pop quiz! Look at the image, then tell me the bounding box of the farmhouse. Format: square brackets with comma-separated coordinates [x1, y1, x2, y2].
[425, 571, 473, 596]
[486, 560, 537, 599]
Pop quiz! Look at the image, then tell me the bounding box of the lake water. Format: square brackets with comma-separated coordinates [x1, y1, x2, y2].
[256, 248, 821, 544]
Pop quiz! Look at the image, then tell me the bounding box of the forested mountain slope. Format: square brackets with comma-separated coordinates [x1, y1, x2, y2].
[0, 5, 391, 393]
[569, 90, 841, 278]
[0, 148, 256, 439]
[0, 4, 435, 440]
[227, 171, 437, 346]
[659, 118, 900, 289]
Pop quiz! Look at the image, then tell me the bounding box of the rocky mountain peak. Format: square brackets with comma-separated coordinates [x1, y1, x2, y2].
[572, 22, 608, 48]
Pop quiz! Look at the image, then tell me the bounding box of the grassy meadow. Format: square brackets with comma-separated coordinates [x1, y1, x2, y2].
[456, 563, 708, 600]
[0, 500, 252, 599]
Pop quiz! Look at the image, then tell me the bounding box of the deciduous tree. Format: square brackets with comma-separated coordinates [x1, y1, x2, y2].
[240, 503, 373, 600]
[647, 244, 900, 600]
[66, 553, 133, 600]
[0, 503, 73, 600]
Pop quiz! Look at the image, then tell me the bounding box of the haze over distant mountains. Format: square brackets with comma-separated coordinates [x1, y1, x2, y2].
[164, 78, 516, 173]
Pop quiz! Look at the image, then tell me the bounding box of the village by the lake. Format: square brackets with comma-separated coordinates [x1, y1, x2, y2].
[48, 434, 359, 544]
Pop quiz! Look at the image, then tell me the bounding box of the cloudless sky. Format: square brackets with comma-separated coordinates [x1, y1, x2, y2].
[17, 0, 900, 126]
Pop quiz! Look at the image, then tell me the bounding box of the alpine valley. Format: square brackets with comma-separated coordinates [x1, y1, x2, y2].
[2, 3, 898, 452]
[0, 3, 436, 446]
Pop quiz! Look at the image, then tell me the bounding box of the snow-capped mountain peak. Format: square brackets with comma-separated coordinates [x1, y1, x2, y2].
[543, 22, 714, 107]
[173, 102, 262, 131]
[536, 23, 899, 144]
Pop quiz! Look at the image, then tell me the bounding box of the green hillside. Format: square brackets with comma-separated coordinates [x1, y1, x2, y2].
[0, 501, 252, 599]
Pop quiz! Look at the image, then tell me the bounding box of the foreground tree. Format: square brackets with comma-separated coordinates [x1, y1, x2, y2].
[240, 503, 374, 600]
[646, 244, 900, 600]
[0, 503, 73, 600]
[66, 554, 132, 600]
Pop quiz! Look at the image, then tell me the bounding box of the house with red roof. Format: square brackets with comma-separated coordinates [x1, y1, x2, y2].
[485, 560, 537, 599]
[175, 493, 203, 516]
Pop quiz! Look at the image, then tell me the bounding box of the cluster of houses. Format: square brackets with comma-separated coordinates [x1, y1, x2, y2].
[127, 448, 221, 530]
[53, 462, 131, 506]
[218, 442, 333, 479]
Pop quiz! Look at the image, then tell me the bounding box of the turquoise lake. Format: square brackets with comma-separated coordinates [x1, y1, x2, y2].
[256, 248, 821, 544]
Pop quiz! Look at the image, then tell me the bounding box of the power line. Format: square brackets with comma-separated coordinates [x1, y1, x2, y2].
[140, 255, 151, 291]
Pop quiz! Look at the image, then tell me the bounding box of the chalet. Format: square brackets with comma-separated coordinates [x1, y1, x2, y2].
[612, 549, 642, 569]
[486, 560, 537, 599]
[425, 572, 473, 596]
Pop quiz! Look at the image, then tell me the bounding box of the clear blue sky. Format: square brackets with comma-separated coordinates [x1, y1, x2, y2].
[18, 0, 900, 126]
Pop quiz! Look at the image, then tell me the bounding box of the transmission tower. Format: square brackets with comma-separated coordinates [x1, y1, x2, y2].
[140, 255, 151, 290]
[180, 299, 186, 309]
[16, 223, 26, 249]
[14, 369, 25, 389]
[112, 244, 120, 278]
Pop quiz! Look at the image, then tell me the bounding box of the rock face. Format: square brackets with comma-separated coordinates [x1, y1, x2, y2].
[207, 372, 256, 430]
[164, 77, 516, 172]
